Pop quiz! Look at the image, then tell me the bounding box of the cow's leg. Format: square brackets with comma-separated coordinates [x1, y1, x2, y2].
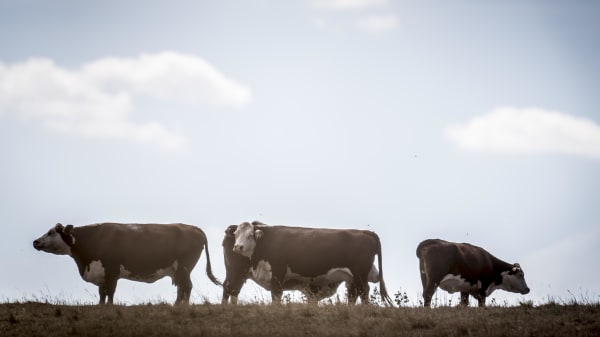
[305, 285, 320, 305]
[352, 274, 369, 305]
[360, 283, 370, 305]
[99, 265, 120, 305]
[221, 278, 233, 305]
[471, 289, 486, 307]
[476, 294, 486, 307]
[221, 281, 230, 305]
[422, 282, 437, 308]
[222, 276, 244, 305]
[226, 286, 240, 305]
[270, 288, 283, 304]
[270, 278, 284, 304]
[460, 292, 470, 306]
[176, 287, 187, 304]
[98, 286, 108, 305]
[104, 277, 118, 305]
[270, 290, 283, 304]
[420, 259, 436, 307]
[347, 283, 358, 304]
[175, 267, 193, 305]
[477, 297, 486, 307]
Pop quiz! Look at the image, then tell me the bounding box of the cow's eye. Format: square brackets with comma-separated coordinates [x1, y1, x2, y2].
[48, 230, 52, 235]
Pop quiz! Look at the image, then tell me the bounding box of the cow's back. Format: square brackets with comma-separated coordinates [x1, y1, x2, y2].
[72, 223, 205, 275]
[452, 242, 495, 276]
[254, 226, 378, 277]
[417, 239, 496, 280]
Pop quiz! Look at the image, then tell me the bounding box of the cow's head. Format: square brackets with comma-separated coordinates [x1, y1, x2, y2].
[500, 263, 530, 295]
[232, 222, 263, 258]
[33, 223, 75, 255]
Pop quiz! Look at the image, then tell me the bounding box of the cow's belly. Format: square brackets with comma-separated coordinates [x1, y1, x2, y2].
[82, 260, 177, 285]
[249, 260, 353, 293]
[438, 274, 481, 293]
[306, 267, 354, 287]
[121, 261, 178, 283]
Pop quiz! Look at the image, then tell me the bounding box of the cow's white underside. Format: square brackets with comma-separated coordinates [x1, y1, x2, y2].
[438, 274, 481, 293]
[438, 272, 526, 296]
[82, 260, 178, 286]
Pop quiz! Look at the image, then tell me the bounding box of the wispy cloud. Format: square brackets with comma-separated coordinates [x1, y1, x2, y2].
[0, 52, 252, 151]
[310, 0, 388, 10]
[309, 0, 397, 34]
[446, 107, 600, 159]
[356, 14, 398, 34]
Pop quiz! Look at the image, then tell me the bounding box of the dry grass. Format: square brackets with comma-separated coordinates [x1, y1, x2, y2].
[1, 301, 599, 337]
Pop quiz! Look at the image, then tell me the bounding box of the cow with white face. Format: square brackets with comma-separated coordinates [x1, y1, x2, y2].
[229, 221, 393, 305]
[33, 223, 221, 304]
[416, 239, 530, 307]
[221, 224, 380, 304]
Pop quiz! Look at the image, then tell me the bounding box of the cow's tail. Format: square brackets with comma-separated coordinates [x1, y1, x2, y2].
[201, 230, 222, 286]
[374, 232, 394, 307]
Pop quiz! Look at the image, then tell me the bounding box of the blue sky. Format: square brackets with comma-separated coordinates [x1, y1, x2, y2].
[1, 0, 599, 305]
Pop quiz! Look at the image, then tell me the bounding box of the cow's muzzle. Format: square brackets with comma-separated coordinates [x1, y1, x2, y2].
[33, 240, 42, 250]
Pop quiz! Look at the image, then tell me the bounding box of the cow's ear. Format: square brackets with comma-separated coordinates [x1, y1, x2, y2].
[511, 263, 521, 274]
[59, 225, 76, 246]
[55, 223, 64, 233]
[225, 225, 237, 236]
[254, 229, 264, 240]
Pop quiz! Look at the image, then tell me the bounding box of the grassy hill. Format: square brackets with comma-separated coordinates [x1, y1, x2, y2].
[1, 301, 599, 337]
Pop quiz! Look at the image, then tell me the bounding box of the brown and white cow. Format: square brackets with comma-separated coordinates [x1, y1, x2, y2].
[221, 224, 380, 304]
[416, 239, 530, 307]
[229, 221, 393, 305]
[33, 223, 221, 304]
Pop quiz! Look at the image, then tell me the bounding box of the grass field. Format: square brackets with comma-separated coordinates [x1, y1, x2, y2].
[1, 301, 598, 337]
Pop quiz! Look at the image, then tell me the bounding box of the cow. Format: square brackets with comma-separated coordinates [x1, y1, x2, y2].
[221, 224, 380, 304]
[229, 221, 393, 305]
[416, 239, 530, 307]
[33, 223, 221, 305]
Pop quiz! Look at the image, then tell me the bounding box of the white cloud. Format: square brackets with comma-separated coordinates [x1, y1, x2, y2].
[81, 52, 252, 108]
[446, 107, 600, 159]
[0, 52, 251, 151]
[357, 14, 398, 33]
[310, 0, 388, 10]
